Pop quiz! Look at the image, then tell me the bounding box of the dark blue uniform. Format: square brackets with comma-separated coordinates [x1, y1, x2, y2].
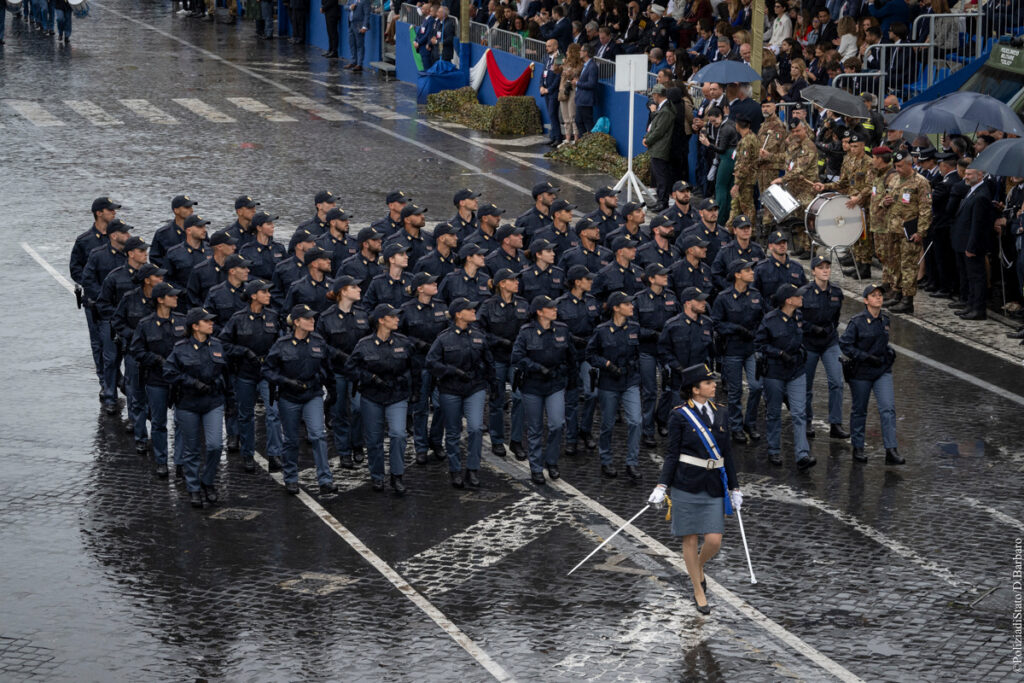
[532, 225, 580, 260]
[801, 282, 845, 428]
[635, 241, 675, 270]
[370, 214, 403, 239]
[464, 229, 500, 254]
[316, 306, 370, 461]
[163, 336, 229, 493]
[113, 284, 154, 443]
[839, 309, 898, 451]
[437, 268, 490, 305]
[586, 319, 642, 467]
[755, 308, 810, 463]
[592, 260, 645, 300]
[271, 255, 304, 304]
[634, 287, 679, 438]
[414, 248, 458, 280]
[164, 242, 208, 291]
[478, 294, 530, 448]
[283, 275, 332, 314]
[451, 213, 478, 241]
[400, 297, 449, 456]
[519, 264, 565, 303]
[263, 332, 333, 486]
[93, 260, 137, 407]
[96, 263, 140, 322]
[82, 245, 126, 310]
[364, 272, 411, 310]
[678, 224, 730, 265]
[515, 207, 553, 246]
[315, 231, 359, 275]
[130, 312, 187, 467]
[670, 259, 713, 300]
[711, 240, 765, 292]
[558, 243, 613, 274]
[484, 247, 529, 276]
[511, 319, 575, 474]
[383, 229, 434, 272]
[238, 239, 286, 281]
[224, 219, 256, 249]
[150, 220, 186, 267]
[204, 281, 247, 333]
[288, 215, 328, 254]
[659, 399, 738, 500]
[69, 225, 108, 286]
[339, 253, 382, 291]
[658, 312, 716, 375]
[754, 255, 807, 305]
[711, 285, 767, 435]
[186, 257, 227, 310]
[658, 204, 700, 235]
[584, 208, 621, 242]
[555, 291, 601, 447]
[219, 307, 284, 464]
[604, 224, 650, 247]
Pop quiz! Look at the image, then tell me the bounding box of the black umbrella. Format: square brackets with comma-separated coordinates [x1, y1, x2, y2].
[885, 101, 970, 134]
[928, 91, 1024, 136]
[800, 85, 869, 119]
[968, 137, 1024, 177]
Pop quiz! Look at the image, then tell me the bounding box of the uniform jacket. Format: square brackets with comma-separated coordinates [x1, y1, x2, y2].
[130, 312, 187, 387]
[163, 335, 229, 413]
[426, 324, 496, 396]
[263, 332, 331, 403]
[659, 399, 738, 496]
[219, 306, 283, 381]
[839, 309, 895, 381]
[511, 319, 576, 396]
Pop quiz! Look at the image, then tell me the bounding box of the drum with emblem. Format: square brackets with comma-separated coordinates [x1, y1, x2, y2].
[805, 193, 865, 248]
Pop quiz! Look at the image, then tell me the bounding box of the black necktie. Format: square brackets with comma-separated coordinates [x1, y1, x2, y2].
[702, 406, 713, 427]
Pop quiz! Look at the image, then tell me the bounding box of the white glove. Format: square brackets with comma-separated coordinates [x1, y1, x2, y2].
[648, 485, 666, 507]
[706, 165, 717, 182]
[730, 489, 743, 512]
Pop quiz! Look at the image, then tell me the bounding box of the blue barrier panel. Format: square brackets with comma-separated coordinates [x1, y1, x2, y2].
[395, 20, 421, 82]
[284, 1, 381, 61]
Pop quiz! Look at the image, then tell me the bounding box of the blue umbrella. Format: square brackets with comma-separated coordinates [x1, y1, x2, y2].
[928, 91, 1024, 136]
[691, 60, 761, 84]
[968, 137, 1024, 177]
[886, 101, 969, 134]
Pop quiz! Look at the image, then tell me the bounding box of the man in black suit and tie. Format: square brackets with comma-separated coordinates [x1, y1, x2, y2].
[539, 5, 572, 53]
[594, 27, 618, 59]
[817, 7, 838, 45]
[540, 39, 564, 147]
[950, 167, 994, 320]
[925, 152, 962, 299]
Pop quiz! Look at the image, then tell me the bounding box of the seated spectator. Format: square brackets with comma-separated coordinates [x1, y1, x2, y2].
[649, 46, 669, 73]
[761, 48, 779, 84]
[780, 58, 809, 102]
[837, 16, 857, 60]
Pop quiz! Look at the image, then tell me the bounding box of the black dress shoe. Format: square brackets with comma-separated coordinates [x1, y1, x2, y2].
[958, 309, 987, 320]
[582, 432, 597, 450]
[268, 456, 283, 472]
[322, 50, 338, 57]
[134, 439, 147, 454]
[175, 464, 184, 480]
[352, 446, 365, 463]
[226, 435, 239, 452]
[885, 448, 905, 465]
[947, 301, 967, 310]
[189, 491, 204, 508]
[372, 477, 385, 492]
[546, 464, 560, 480]
[769, 452, 783, 466]
[243, 458, 256, 473]
[339, 453, 354, 470]
[450, 471, 465, 488]
[796, 455, 817, 471]
[625, 464, 641, 480]
[415, 451, 429, 465]
[390, 474, 406, 496]
[731, 430, 749, 444]
[693, 596, 711, 615]
[829, 424, 850, 439]
[852, 447, 868, 463]
[466, 469, 481, 487]
[642, 436, 657, 448]
[530, 470, 546, 485]
[929, 290, 953, 299]
[285, 481, 300, 495]
[492, 443, 507, 457]
[103, 402, 119, 416]
[565, 442, 578, 457]
[744, 426, 761, 442]
[319, 482, 338, 495]
[601, 464, 618, 478]
[430, 442, 446, 461]
[510, 441, 527, 461]
[156, 464, 169, 479]
[806, 427, 816, 439]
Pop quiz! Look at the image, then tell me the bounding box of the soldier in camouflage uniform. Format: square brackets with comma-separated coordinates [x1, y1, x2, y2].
[868, 146, 897, 294]
[882, 149, 932, 314]
[729, 115, 760, 222]
[757, 102, 788, 238]
[770, 119, 818, 256]
[813, 132, 874, 278]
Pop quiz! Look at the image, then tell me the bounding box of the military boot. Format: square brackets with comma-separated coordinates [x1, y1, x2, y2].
[889, 295, 913, 314]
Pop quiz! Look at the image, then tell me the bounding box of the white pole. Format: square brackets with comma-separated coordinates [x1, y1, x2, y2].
[734, 507, 757, 584]
[626, 69, 635, 202]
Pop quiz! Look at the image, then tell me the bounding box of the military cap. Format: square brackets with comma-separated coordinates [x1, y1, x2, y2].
[574, 216, 600, 234]
[607, 291, 635, 307]
[493, 268, 518, 284]
[458, 242, 485, 259]
[106, 218, 132, 234]
[530, 238, 556, 253]
[432, 221, 458, 238]
[566, 265, 594, 283]
[92, 196, 121, 213]
[774, 282, 802, 304]
[183, 215, 211, 229]
[385, 190, 409, 205]
[729, 258, 754, 275]
[328, 275, 358, 293]
[449, 297, 479, 316]
[680, 286, 709, 302]
[531, 181, 560, 198]
[234, 195, 259, 210]
[611, 236, 637, 251]
[152, 282, 181, 299]
[357, 227, 385, 243]
[382, 243, 410, 260]
[478, 203, 505, 217]
[302, 246, 330, 265]
[185, 307, 217, 327]
[208, 229, 237, 246]
[495, 223, 524, 242]
[314, 190, 336, 205]
[453, 188, 482, 204]
[223, 254, 251, 271]
[678, 234, 709, 252]
[672, 180, 692, 192]
[244, 279, 272, 297]
[171, 194, 196, 209]
[251, 212, 278, 228]
[289, 304, 317, 321]
[411, 271, 439, 289]
[767, 230, 788, 244]
[369, 303, 401, 323]
[124, 236, 149, 252]
[550, 198, 577, 214]
[325, 207, 351, 222]
[680, 363, 720, 385]
[698, 198, 719, 211]
[530, 295, 557, 313]
[134, 263, 165, 282]
[862, 283, 885, 297]
[595, 186, 618, 200]
[811, 255, 832, 269]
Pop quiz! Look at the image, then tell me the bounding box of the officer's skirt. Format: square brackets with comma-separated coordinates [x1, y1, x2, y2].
[669, 487, 725, 536]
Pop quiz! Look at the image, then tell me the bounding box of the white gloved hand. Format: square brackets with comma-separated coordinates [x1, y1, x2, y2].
[730, 489, 743, 512]
[648, 485, 666, 507]
[706, 166, 717, 183]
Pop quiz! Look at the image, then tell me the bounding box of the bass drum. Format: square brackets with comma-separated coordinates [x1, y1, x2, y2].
[806, 193, 865, 248]
[6, 0, 23, 12]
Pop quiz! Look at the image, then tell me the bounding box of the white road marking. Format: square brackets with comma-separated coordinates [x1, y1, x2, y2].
[226, 96, 298, 122]
[172, 98, 237, 123]
[332, 94, 409, 120]
[251, 451, 515, 682]
[282, 95, 354, 121]
[119, 99, 180, 124]
[4, 99, 64, 126]
[961, 496, 1024, 533]
[744, 482, 965, 589]
[64, 100, 123, 126]
[21, 243, 77, 294]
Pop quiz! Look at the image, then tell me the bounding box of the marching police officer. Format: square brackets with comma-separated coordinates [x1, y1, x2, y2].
[519, 239, 565, 303]
[364, 243, 411, 310]
[224, 195, 259, 248]
[187, 229, 237, 309]
[658, 180, 700, 235]
[680, 198, 730, 266]
[415, 222, 459, 280]
[712, 259, 766, 444]
[799, 257, 850, 440]
[485, 223, 530, 275]
[371, 190, 410, 238]
[438, 243, 491, 304]
[218, 279, 284, 474]
[584, 186, 621, 241]
[385, 203, 434, 271]
[345, 304, 417, 495]
[151, 194, 195, 267]
[263, 305, 337, 495]
[635, 264, 678, 445]
[71, 197, 121, 384]
[315, 207, 358, 275]
[555, 266, 601, 456]
[671, 234, 713, 300]
[426, 298, 496, 488]
[658, 286, 715, 410]
[316, 276, 370, 470]
[451, 188, 482, 240]
[515, 181, 559, 246]
[533, 199, 580, 259]
[204, 255, 250, 333]
[164, 214, 209, 293]
[163, 307, 230, 508]
[288, 190, 335, 252]
[340, 227, 384, 292]
[593, 237, 645, 300]
[711, 214, 765, 293]
[511, 295, 576, 485]
[478, 268, 530, 458]
[559, 216, 613, 274]
[754, 230, 807, 305]
[605, 202, 649, 245]
[284, 245, 332, 314]
[587, 291, 643, 481]
[635, 214, 675, 270]
[272, 234, 314, 305]
[129, 282, 187, 478]
[239, 212, 286, 282]
[400, 272, 449, 464]
[464, 203, 505, 253]
[755, 284, 813, 469]
[839, 284, 904, 465]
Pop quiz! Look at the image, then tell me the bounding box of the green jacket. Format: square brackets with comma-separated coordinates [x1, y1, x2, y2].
[644, 101, 676, 161]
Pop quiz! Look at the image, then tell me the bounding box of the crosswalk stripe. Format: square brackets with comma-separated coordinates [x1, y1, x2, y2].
[4, 100, 64, 127]
[282, 95, 353, 121]
[331, 95, 409, 121]
[171, 98, 237, 123]
[64, 100, 124, 126]
[226, 97, 298, 122]
[119, 99, 180, 124]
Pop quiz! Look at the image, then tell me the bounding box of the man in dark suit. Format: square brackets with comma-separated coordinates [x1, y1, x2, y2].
[431, 5, 457, 63]
[727, 84, 763, 133]
[321, 0, 341, 58]
[594, 27, 618, 59]
[925, 152, 961, 299]
[574, 43, 599, 135]
[540, 40, 564, 147]
[540, 5, 572, 53]
[950, 168, 994, 320]
[415, 4, 437, 70]
[817, 6, 838, 45]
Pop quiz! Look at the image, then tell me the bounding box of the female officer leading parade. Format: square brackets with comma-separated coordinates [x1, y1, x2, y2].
[648, 364, 741, 614]
[163, 307, 230, 508]
[263, 304, 336, 496]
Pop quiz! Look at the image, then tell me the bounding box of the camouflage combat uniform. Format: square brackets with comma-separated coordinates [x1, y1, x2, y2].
[884, 170, 932, 297]
[779, 134, 819, 251]
[730, 130, 760, 221]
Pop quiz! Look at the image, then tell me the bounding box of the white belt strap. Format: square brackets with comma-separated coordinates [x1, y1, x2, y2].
[679, 454, 724, 470]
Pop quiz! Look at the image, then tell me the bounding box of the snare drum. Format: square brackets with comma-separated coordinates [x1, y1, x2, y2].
[805, 193, 865, 248]
[6, 0, 23, 11]
[761, 184, 801, 222]
[69, 0, 89, 16]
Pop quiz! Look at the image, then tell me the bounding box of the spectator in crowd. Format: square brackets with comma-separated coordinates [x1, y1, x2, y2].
[574, 43, 599, 135]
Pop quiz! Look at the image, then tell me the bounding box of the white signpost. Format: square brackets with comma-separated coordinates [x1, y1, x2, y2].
[613, 54, 652, 203]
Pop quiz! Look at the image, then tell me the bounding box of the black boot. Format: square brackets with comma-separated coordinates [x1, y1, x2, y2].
[285, 481, 300, 494]
[135, 439, 148, 454]
[883, 290, 902, 305]
[243, 457, 256, 473]
[510, 441, 526, 460]
[492, 443, 507, 457]
[351, 446, 365, 464]
[156, 463, 169, 479]
[267, 455, 283, 472]
[319, 482, 339, 495]
[415, 451, 429, 465]
[885, 448, 905, 465]
[339, 453, 354, 470]
[530, 470, 546, 485]
[888, 295, 913, 314]
[732, 429, 749, 444]
[466, 469, 481, 487]
[450, 471, 465, 488]
[829, 424, 850, 439]
[565, 442, 578, 457]
[226, 435, 239, 452]
[852, 447, 868, 463]
[601, 464, 618, 478]
[390, 474, 406, 496]
[582, 432, 597, 450]
[189, 491, 204, 508]
[806, 426, 816, 439]
[175, 464, 184, 480]
[856, 262, 873, 279]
